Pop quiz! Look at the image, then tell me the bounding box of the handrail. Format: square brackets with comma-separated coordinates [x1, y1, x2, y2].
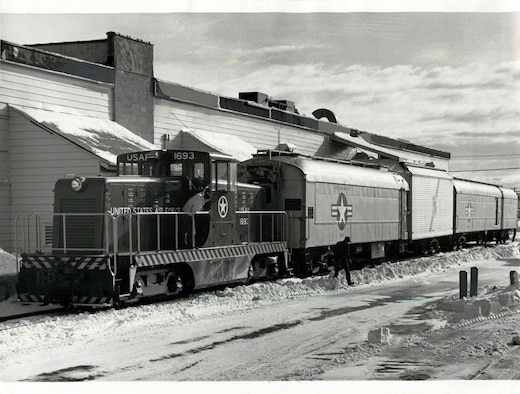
[15, 210, 291, 264]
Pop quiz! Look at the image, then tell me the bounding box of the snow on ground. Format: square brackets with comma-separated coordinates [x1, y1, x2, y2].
[0, 248, 17, 276]
[1, 243, 519, 358]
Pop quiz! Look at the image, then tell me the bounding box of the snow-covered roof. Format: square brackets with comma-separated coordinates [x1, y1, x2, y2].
[11, 105, 157, 166]
[333, 131, 449, 170]
[179, 127, 257, 162]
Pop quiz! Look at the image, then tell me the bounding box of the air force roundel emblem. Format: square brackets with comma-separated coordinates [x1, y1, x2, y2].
[331, 192, 353, 230]
[218, 195, 229, 218]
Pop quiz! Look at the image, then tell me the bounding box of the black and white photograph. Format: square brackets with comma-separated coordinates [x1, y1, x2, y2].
[0, 1, 519, 393]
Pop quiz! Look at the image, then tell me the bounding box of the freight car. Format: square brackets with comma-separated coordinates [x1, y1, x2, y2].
[239, 150, 409, 275]
[453, 178, 517, 246]
[16, 150, 288, 307]
[240, 150, 518, 274]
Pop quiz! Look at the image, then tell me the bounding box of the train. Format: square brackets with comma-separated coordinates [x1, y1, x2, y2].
[16, 148, 518, 307]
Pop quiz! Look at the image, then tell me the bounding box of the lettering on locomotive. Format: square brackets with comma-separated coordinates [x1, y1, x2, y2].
[108, 206, 179, 215]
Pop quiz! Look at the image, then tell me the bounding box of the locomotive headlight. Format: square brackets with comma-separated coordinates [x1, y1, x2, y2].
[71, 176, 85, 192]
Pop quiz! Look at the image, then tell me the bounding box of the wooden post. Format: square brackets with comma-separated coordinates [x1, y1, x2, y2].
[470, 267, 478, 297]
[510, 271, 519, 286]
[459, 271, 468, 299]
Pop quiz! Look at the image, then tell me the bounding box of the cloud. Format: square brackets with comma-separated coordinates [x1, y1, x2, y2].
[196, 59, 520, 187]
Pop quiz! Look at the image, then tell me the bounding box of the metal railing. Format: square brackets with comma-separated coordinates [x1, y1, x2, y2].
[15, 209, 289, 271]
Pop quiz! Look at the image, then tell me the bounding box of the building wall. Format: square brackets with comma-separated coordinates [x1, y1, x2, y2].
[0, 107, 9, 250]
[0, 61, 114, 118]
[0, 60, 114, 252]
[7, 110, 103, 253]
[29, 40, 109, 65]
[111, 33, 154, 142]
[114, 70, 154, 142]
[154, 98, 353, 159]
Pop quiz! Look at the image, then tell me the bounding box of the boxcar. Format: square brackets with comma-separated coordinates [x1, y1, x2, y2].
[401, 165, 454, 252]
[240, 151, 409, 273]
[499, 186, 518, 240]
[453, 178, 502, 244]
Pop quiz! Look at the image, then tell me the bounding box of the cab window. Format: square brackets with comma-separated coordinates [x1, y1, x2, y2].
[212, 161, 237, 191]
[193, 162, 205, 181]
[170, 163, 183, 177]
[215, 162, 229, 191]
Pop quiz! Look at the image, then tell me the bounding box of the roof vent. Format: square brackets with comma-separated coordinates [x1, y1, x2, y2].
[238, 92, 270, 106]
[312, 108, 337, 123]
[270, 99, 298, 114]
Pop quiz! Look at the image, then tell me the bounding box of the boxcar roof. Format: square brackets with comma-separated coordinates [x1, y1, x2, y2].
[500, 187, 519, 200]
[276, 156, 409, 190]
[453, 178, 502, 197]
[406, 165, 453, 180]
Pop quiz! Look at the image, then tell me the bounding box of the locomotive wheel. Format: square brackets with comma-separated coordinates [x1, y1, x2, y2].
[166, 267, 194, 297]
[246, 263, 255, 284]
[166, 272, 182, 294]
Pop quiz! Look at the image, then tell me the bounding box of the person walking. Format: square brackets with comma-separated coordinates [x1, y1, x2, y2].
[332, 236, 354, 285]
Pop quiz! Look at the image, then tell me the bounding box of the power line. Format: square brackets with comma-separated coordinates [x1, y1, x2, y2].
[451, 154, 520, 159]
[450, 167, 520, 172]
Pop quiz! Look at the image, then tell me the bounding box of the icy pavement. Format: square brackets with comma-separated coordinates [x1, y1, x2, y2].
[0, 243, 519, 387]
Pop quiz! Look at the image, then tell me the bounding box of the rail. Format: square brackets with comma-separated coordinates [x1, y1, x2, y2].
[14, 210, 289, 271]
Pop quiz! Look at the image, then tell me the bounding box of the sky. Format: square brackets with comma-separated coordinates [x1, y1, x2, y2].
[1, 1, 520, 188]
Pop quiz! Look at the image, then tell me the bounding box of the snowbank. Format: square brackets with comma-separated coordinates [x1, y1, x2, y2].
[437, 285, 520, 323]
[0, 248, 17, 275]
[1, 243, 518, 321]
[0, 243, 518, 361]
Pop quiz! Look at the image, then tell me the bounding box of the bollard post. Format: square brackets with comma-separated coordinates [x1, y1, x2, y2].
[459, 271, 468, 299]
[510, 271, 519, 286]
[470, 267, 478, 297]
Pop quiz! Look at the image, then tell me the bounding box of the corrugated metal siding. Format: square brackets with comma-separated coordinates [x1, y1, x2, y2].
[454, 179, 502, 233]
[455, 193, 499, 233]
[0, 60, 117, 251]
[0, 105, 10, 250]
[501, 190, 518, 230]
[0, 61, 113, 119]
[309, 181, 401, 247]
[408, 167, 454, 240]
[154, 99, 353, 159]
[7, 110, 101, 252]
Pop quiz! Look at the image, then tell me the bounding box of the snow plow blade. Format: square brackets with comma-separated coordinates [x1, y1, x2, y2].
[17, 254, 115, 307]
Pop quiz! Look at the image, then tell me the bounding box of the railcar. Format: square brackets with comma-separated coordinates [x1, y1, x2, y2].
[453, 179, 517, 245]
[239, 150, 409, 275]
[398, 165, 454, 254]
[499, 186, 518, 240]
[16, 150, 288, 307]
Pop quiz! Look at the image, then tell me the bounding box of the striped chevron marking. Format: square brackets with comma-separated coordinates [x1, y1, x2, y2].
[136, 242, 287, 267]
[18, 294, 112, 306]
[71, 296, 112, 306]
[21, 255, 109, 270]
[18, 294, 45, 303]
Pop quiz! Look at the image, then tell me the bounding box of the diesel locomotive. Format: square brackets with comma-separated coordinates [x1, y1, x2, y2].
[17, 150, 288, 307]
[16, 148, 518, 307]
